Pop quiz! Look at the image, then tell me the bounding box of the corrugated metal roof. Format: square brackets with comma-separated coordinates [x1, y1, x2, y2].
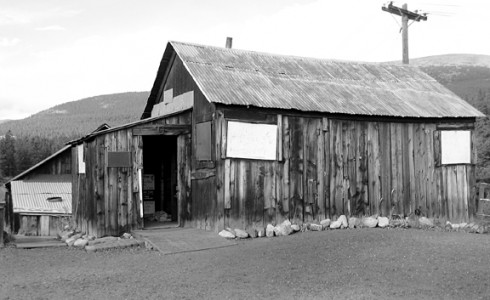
[166, 41, 483, 118]
[10, 178, 72, 215]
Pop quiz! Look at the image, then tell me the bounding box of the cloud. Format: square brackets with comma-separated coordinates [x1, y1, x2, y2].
[0, 7, 82, 26]
[35, 25, 67, 31]
[0, 37, 20, 47]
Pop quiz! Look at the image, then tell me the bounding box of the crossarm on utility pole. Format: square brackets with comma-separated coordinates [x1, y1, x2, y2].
[382, 2, 428, 64]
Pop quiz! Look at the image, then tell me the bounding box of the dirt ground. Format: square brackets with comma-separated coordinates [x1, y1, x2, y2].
[1, 229, 490, 300]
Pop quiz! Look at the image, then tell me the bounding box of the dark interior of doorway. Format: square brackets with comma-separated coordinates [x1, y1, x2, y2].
[142, 135, 178, 229]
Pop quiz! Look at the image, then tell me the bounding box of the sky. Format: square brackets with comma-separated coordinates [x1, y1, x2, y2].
[1, 0, 489, 120]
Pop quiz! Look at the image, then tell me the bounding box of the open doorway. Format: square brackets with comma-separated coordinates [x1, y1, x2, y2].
[142, 135, 178, 229]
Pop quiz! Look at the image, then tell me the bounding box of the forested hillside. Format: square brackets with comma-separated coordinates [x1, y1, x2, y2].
[0, 91, 148, 138]
[0, 92, 148, 183]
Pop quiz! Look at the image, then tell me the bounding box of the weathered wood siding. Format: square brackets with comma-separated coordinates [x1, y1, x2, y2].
[72, 113, 192, 237]
[214, 110, 476, 232]
[20, 149, 72, 180]
[15, 214, 70, 236]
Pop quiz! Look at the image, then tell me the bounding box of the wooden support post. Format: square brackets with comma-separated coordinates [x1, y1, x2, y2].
[402, 4, 409, 64]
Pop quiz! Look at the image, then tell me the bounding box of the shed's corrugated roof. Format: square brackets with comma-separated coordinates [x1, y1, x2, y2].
[165, 41, 483, 118]
[11, 176, 72, 215]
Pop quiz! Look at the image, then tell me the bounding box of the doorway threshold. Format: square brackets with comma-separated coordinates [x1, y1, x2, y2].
[143, 221, 179, 230]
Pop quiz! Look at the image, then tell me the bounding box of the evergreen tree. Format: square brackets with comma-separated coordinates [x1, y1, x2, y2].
[0, 130, 17, 179]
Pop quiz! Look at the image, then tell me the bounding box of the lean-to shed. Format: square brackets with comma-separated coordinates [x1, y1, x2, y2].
[5, 145, 72, 236]
[73, 41, 484, 237]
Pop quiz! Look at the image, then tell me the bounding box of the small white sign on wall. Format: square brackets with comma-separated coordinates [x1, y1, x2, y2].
[77, 145, 85, 174]
[226, 121, 277, 160]
[441, 130, 471, 165]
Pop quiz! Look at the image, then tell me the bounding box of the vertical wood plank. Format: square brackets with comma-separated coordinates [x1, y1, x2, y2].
[356, 122, 368, 216]
[323, 118, 331, 219]
[304, 118, 319, 223]
[379, 122, 391, 217]
[40, 215, 50, 236]
[401, 124, 411, 217]
[317, 118, 326, 221]
[277, 114, 283, 161]
[462, 165, 469, 221]
[96, 136, 106, 237]
[282, 116, 290, 220]
[408, 124, 416, 216]
[126, 130, 133, 232]
[468, 164, 476, 222]
[289, 117, 304, 224]
[224, 159, 231, 209]
[215, 112, 225, 231]
[425, 125, 435, 218]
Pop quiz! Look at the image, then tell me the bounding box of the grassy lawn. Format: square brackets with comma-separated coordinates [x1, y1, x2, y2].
[1, 229, 490, 299]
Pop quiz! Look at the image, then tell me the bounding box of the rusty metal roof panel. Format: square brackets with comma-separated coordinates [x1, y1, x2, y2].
[170, 41, 483, 118]
[10, 178, 72, 215]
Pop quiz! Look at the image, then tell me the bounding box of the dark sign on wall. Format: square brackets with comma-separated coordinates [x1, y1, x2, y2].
[107, 152, 132, 168]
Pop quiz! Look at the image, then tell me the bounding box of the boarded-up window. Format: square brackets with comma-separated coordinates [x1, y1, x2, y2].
[107, 152, 132, 168]
[196, 121, 212, 161]
[226, 121, 277, 160]
[77, 145, 85, 174]
[441, 130, 471, 164]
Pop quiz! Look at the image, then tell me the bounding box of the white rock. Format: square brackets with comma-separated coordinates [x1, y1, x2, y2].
[257, 230, 265, 237]
[234, 228, 249, 239]
[378, 217, 389, 228]
[348, 217, 360, 229]
[291, 224, 300, 232]
[460, 222, 468, 228]
[122, 233, 132, 239]
[66, 237, 77, 247]
[338, 215, 348, 228]
[320, 219, 331, 229]
[419, 217, 434, 227]
[452, 223, 460, 229]
[74, 239, 89, 248]
[65, 233, 82, 246]
[362, 217, 378, 228]
[266, 224, 275, 237]
[329, 220, 342, 229]
[310, 224, 323, 231]
[274, 221, 293, 236]
[218, 230, 235, 239]
[60, 230, 75, 242]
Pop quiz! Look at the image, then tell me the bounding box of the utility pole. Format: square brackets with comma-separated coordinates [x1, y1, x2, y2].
[382, 2, 427, 64]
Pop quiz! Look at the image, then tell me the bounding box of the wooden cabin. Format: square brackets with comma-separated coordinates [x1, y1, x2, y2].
[5, 146, 72, 236]
[72, 41, 484, 237]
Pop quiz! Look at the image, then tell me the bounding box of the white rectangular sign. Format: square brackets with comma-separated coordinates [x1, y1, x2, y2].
[226, 121, 277, 160]
[441, 130, 471, 165]
[77, 145, 85, 174]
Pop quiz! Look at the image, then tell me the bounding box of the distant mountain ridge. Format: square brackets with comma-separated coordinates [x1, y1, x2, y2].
[386, 53, 490, 68]
[408, 54, 490, 68]
[0, 91, 149, 138]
